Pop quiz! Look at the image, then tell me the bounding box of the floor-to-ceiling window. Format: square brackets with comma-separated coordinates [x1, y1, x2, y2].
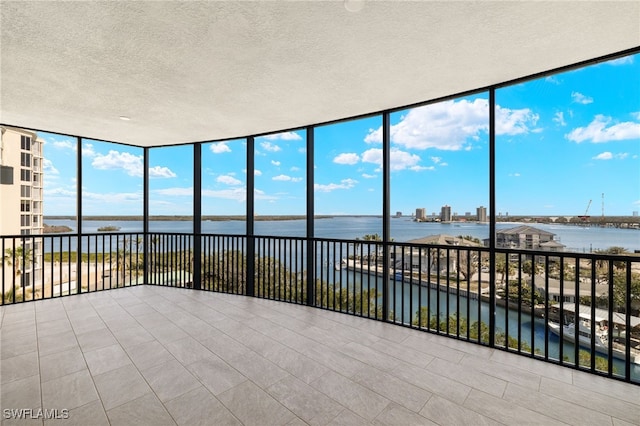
[254, 130, 306, 237]
[201, 139, 247, 235]
[314, 116, 383, 239]
[495, 52, 640, 373]
[148, 145, 193, 232]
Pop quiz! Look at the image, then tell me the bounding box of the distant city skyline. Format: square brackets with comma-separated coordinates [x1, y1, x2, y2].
[38, 52, 639, 217]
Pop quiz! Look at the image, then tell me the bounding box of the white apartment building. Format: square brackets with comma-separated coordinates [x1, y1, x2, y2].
[0, 126, 44, 299]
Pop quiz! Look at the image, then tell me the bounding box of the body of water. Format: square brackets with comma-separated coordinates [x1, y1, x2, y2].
[43, 217, 640, 253]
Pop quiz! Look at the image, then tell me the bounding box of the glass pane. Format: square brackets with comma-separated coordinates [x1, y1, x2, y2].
[388, 94, 489, 243]
[81, 139, 144, 232]
[314, 116, 383, 239]
[254, 131, 306, 237]
[496, 52, 640, 254]
[201, 139, 246, 235]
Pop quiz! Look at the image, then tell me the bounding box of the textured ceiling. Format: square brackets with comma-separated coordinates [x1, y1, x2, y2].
[1, 1, 639, 147]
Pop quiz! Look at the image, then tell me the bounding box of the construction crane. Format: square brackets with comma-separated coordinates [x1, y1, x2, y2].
[578, 199, 592, 221]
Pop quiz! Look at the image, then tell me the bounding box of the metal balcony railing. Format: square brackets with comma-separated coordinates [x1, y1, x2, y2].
[1, 232, 639, 385]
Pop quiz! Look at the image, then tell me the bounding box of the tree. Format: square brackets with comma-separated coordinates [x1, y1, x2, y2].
[457, 235, 481, 244]
[495, 257, 515, 284]
[522, 260, 540, 276]
[455, 248, 478, 281]
[3, 246, 33, 276]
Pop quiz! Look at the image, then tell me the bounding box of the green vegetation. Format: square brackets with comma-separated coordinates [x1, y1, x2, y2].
[97, 225, 121, 232]
[3, 246, 33, 275]
[43, 223, 73, 233]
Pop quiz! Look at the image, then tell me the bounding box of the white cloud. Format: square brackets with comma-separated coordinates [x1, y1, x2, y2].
[593, 152, 612, 160]
[262, 132, 302, 141]
[608, 56, 633, 66]
[290, 166, 300, 172]
[566, 115, 640, 143]
[361, 148, 423, 171]
[202, 187, 247, 202]
[271, 160, 281, 166]
[553, 111, 566, 126]
[42, 158, 59, 175]
[631, 112, 640, 120]
[217, 175, 242, 185]
[334, 153, 360, 165]
[92, 150, 176, 178]
[272, 174, 302, 182]
[81, 190, 142, 203]
[243, 168, 263, 176]
[153, 187, 192, 196]
[52, 140, 76, 151]
[260, 141, 281, 152]
[362, 173, 377, 179]
[571, 91, 593, 104]
[149, 166, 177, 178]
[509, 173, 521, 177]
[592, 152, 629, 160]
[43, 187, 76, 197]
[545, 76, 561, 85]
[430, 156, 442, 164]
[82, 143, 97, 157]
[410, 165, 434, 171]
[210, 142, 231, 154]
[314, 178, 358, 192]
[364, 99, 538, 151]
[495, 105, 540, 135]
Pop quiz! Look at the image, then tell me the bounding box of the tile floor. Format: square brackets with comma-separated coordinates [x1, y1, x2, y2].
[1, 285, 639, 425]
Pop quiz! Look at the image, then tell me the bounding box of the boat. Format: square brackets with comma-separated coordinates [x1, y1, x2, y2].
[547, 304, 640, 365]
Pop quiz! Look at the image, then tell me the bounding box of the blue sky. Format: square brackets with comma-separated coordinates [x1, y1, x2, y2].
[40, 53, 639, 217]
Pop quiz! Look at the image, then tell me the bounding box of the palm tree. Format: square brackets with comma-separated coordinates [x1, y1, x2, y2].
[3, 246, 33, 276]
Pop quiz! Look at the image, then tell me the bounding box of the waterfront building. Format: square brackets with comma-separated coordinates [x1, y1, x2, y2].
[440, 205, 451, 222]
[415, 208, 426, 221]
[0, 126, 44, 299]
[489, 225, 565, 251]
[394, 234, 483, 275]
[477, 206, 487, 222]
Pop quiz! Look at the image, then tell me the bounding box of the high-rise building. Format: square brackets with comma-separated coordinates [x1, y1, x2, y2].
[477, 206, 487, 222]
[1, 126, 44, 299]
[415, 208, 426, 221]
[440, 205, 451, 222]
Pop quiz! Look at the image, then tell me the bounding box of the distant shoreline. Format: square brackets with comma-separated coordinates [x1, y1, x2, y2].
[44, 215, 338, 222]
[43, 214, 640, 224]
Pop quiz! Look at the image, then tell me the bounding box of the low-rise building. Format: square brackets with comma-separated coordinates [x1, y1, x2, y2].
[486, 225, 565, 251]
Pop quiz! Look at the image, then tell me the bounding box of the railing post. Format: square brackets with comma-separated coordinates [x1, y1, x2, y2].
[488, 88, 496, 347]
[382, 112, 390, 321]
[143, 148, 149, 285]
[76, 136, 83, 294]
[193, 144, 202, 290]
[246, 136, 255, 297]
[306, 126, 315, 306]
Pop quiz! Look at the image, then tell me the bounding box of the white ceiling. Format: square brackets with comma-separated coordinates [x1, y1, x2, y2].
[1, 1, 639, 147]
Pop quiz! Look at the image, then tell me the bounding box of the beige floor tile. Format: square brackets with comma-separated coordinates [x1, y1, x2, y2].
[164, 386, 241, 426]
[218, 380, 295, 426]
[106, 393, 176, 426]
[310, 370, 391, 422]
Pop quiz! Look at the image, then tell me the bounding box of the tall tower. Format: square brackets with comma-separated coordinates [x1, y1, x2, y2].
[0, 126, 44, 299]
[476, 206, 487, 222]
[440, 205, 451, 222]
